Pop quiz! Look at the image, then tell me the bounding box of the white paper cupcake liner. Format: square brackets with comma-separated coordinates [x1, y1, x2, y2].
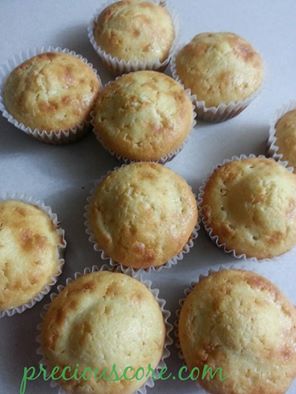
[174, 264, 252, 394]
[90, 75, 197, 164]
[267, 100, 296, 171]
[170, 48, 262, 123]
[0, 46, 102, 144]
[36, 264, 173, 394]
[197, 153, 294, 262]
[0, 193, 66, 319]
[84, 167, 200, 274]
[94, 128, 187, 164]
[87, 0, 180, 76]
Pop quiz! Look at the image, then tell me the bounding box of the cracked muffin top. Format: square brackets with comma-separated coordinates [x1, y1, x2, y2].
[274, 108, 296, 171]
[93, 0, 175, 63]
[0, 200, 63, 311]
[3, 52, 100, 132]
[179, 269, 296, 394]
[88, 162, 198, 269]
[175, 32, 264, 107]
[201, 157, 296, 259]
[41, 271, 165, 394]
[92, 71, 194, 161]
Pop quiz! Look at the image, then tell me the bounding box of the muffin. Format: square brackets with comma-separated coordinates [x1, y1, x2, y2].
[178, 269, 296, 394]
[91, 0, 175, 74]
[2, 51, 100, 143]
[0, 200, 65, 313]
[200, 157, 296, 259]
[92, 71, 194, 162]
[41, 271, 166, 394]
[87, 162, 198, 269]
[270, 108, 296, 171]
[173, 32, 264, 121]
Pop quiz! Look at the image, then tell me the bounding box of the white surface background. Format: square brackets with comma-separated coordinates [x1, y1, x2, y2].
[1, 0, 296, 393]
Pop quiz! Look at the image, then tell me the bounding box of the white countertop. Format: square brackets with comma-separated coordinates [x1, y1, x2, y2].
[1, 0, 296, 393]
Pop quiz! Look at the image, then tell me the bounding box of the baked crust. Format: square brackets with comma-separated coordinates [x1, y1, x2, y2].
[275, 109, 296, 170]
[41, 271, 165, 394]
[179, 269, 296, 394]
[201, 157, 296, 258]
[94, 0, 175, 63]
[89, 162, 198, 268]
[0, 200, 62, 310]
[3, 52, 100, 132]
[92, 71, 194, 161]
[176, 32, 264, 107]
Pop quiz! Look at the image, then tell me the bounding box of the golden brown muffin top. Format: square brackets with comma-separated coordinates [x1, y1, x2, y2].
[179, 269, 296, 394]
[92, 71, 194, 161]
[0, 200, 62, 310]
[175, 32, 264, 107]
[201, 157, 296, 259]
[94, 0, 175, 63]
[89, 162, 198, 269]
[275, 109, 296, 171]
[3, 52, 100, 132]
[41, 271, 165, 394]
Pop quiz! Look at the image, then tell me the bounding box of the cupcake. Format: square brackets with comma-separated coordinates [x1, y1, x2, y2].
[89, 0, 176, 75]
[40, 271, 166, 394]
[0, 199, 65, 315]
[86, 162, 198, 269]
[200, 156, 296, 259]
[92, 71, 194, 162]
[172, 32, 264, 122]
[2, 51, 101, 144]
[269, 106, 296, 171]
[178, 269, 296, 394]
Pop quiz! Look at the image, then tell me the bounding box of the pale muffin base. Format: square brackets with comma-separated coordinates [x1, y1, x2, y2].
[0, 193, 66, 318]
[267, 100, 296, 171]
[87, 0, 179, 76]
[197, 153, 295, 262]
[84, 169, 200, 274]
[170, 50, 262, 123]
[90, 76, 197, 164]
[0, 47, 101, 144]
[36, 264, 173, 394]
